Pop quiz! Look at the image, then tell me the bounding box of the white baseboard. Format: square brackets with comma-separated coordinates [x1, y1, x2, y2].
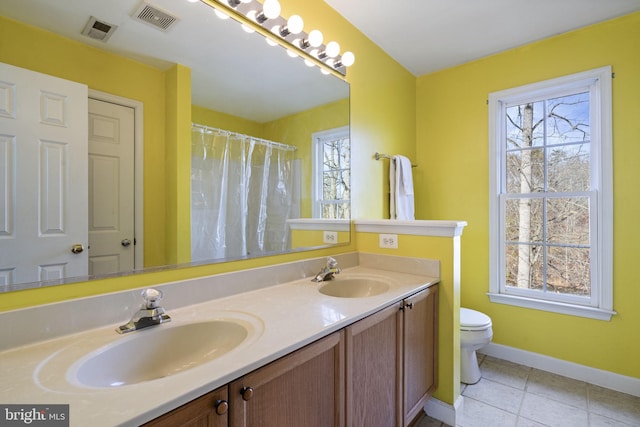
[482, 343, 640, 397]
[423, 394, 464, 426]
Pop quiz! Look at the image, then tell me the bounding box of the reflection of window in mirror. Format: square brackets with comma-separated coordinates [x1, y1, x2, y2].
[312, 126, 351, 219]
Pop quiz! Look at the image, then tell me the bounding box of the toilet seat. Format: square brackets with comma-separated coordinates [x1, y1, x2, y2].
[461, 308, 492, 331]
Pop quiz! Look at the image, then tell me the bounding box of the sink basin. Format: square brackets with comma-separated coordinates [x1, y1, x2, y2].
[69, 320, 248, 387]
[319, 277, 389, 298]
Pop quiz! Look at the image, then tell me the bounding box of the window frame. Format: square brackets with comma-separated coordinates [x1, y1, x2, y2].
[488, 67, 615, 321]
[311, 126, 351, 219]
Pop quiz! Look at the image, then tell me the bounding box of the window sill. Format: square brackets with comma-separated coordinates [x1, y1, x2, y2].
[487, 293, 616, 321]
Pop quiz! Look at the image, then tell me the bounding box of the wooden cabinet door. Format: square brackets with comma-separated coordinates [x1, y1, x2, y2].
[402, 285, 438, 425]
[230, 331, 345, 427]
[345, 302, 403, 427]
[143, 385, 228, 427]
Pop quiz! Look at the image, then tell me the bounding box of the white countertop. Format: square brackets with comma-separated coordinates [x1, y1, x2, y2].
[0, 257, 438, 426]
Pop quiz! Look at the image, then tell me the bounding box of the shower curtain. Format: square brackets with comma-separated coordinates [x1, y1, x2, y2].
[191, 125, 297, 261]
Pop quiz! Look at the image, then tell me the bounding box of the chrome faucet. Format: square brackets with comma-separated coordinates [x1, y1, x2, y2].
[312, 257, 342, 282]
[117, 288, 171, 334]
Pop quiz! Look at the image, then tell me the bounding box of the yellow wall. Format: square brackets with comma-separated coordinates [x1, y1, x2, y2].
[165, 64, 193, 265]
[281, 0, 416, 220]
[0, 16, 169, 268]
[265, 98, 349, 217]
[192, 104, 265, 138]
[415, 12, 640, 379]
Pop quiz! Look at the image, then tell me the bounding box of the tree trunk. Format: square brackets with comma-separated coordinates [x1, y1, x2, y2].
[517, 104, 534, 288]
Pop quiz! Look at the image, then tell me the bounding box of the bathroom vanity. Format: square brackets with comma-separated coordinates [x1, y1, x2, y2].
[0, 253, 439, 427]
[144, 285, 438, 427]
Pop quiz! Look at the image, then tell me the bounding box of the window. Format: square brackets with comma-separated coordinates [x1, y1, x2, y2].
[488, 67, 614, 320]
[312, 126, 351, 219]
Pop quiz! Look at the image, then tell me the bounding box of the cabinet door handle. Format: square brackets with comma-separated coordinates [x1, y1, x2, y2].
[214, 399, 229, 415]
[241, 386, 254, 401]
[400, 302, 414, 311]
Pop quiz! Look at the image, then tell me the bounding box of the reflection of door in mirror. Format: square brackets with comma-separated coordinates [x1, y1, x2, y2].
[87, 98, 135, 275]
[0, 62, 88, 287]
[0, 62, 139, 289]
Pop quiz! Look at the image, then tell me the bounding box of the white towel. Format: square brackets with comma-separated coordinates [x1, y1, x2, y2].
[390, 155, 415, 220]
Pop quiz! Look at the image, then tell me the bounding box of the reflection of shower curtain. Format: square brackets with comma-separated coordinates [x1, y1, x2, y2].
[191, 125, 296, 261]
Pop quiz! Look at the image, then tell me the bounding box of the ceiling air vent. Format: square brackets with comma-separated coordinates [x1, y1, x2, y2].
[132, 2, 179, 32]
[81, 16, 118, 42]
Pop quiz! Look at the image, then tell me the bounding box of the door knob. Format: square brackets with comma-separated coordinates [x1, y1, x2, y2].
[121, 239, 132, 247]
[71, 244, 84, 254]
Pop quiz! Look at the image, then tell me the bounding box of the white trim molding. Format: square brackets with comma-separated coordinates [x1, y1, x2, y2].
[424, 395, 465, 426]
[354, 219, 467, 237]
[482, 343, 640, 398]
[286, 218, 350, 232]
[488, 292, 616, 321]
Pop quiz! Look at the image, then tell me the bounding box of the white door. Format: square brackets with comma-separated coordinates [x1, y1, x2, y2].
[87, 98, 135, 275]
[0, 62, 88, 287]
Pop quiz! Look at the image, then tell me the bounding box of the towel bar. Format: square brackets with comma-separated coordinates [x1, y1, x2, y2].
[375, 152, 417, 167]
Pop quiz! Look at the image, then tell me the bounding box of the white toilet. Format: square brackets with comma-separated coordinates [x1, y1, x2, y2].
[460, 307, 493, 384]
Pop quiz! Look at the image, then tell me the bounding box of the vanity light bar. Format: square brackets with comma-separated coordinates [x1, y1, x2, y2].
[198, 0, 354, 76]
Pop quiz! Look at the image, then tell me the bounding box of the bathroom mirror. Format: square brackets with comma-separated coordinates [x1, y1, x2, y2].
[0, 0, 350, 291]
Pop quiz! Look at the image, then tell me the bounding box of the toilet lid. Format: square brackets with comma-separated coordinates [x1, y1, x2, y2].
[460, 308, 492, 330]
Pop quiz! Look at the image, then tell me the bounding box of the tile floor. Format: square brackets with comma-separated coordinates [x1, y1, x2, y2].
[418, 354, 640, 427]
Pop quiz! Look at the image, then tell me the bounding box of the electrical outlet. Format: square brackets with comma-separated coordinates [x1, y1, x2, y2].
[323, 231, 338, 244]
[379, 234, 398, 249]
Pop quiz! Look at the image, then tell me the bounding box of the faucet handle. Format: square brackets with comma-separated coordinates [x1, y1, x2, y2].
[141, 288, 163, 309]
[326, 257, 338, 268]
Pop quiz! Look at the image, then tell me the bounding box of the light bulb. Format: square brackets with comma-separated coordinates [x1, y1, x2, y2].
[246, 10, 258, 21]
[326, 41, 340, 58]
[241, 24, 255, 33]
[187, 0, 199, 3]
[308, 30, 323, 47]
[340, 51, 355, 67]
[277, 14, 303, 37]
[265, 37, 278, 47]
[214, 9, 230, 19]
[263, 0, 281, 19]
[240, 0, 252, 3]
[287, 15, 304, 35]
[304, 59, 315, 67]
[287, 49, 298, 58]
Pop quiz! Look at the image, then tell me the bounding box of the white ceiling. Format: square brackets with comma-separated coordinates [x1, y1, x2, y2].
[325, 0, 640, 76]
